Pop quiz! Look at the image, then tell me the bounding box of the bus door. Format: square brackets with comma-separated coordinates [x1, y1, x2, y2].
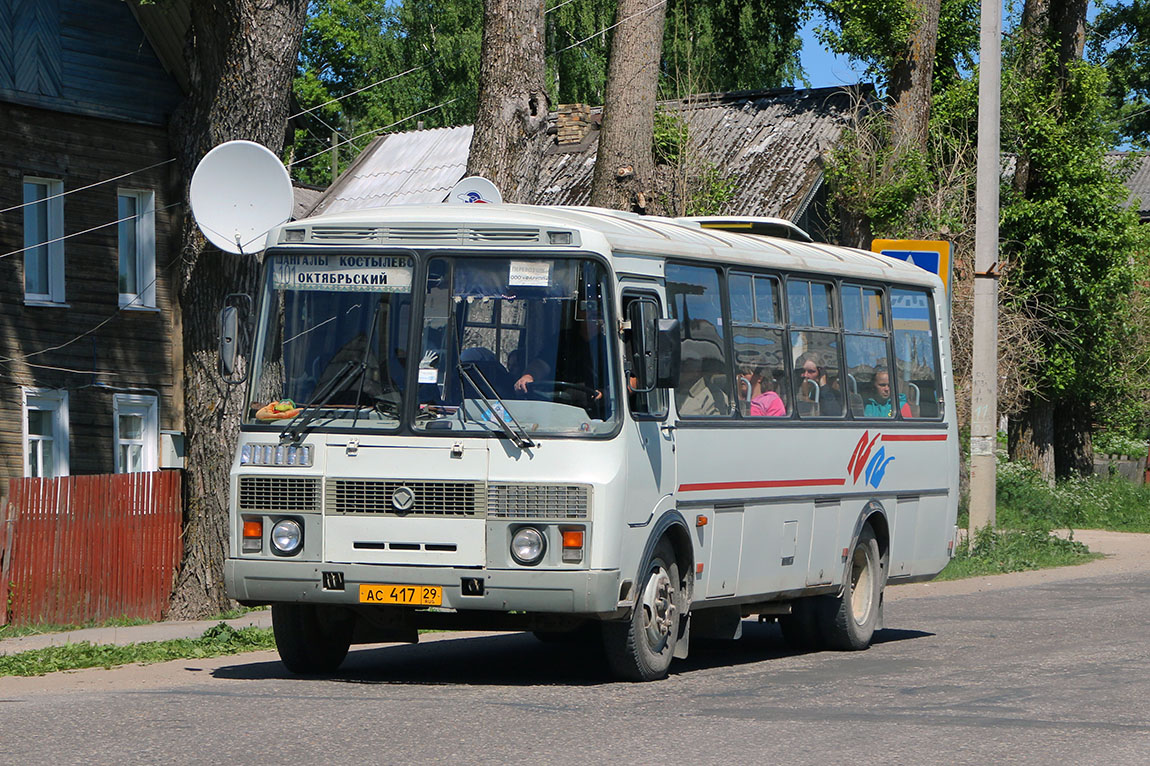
[620, 286, 676, 527]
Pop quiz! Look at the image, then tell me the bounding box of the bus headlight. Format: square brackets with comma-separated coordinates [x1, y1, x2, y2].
[271, 519, 303, 555]
[511, 526, 546, 566]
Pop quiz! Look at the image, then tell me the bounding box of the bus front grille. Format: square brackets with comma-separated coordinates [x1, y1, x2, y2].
[487, 483, 590, 520]
[327, 479, 485, 517]
[238, 476, 322, 512]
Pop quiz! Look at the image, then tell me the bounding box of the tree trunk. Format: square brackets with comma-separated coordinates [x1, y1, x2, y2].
[1009, 395, 1056, 485]
[166, 0, 308, 619]
[589, 0, 669, 213]
[886, 0, 941, 153]
[1054, 395, 1093, 479]
[466, 0, 550, 204]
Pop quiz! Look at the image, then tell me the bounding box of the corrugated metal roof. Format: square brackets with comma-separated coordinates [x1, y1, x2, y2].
[314, 125, 475, 215]
[306, 86, 868, 221]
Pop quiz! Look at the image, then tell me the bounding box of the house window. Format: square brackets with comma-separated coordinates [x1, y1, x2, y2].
[114, 394, 159, 473]
[24, 389, 69, 478]
[23, 178, 65, 304]
[117, 189, 156, 308]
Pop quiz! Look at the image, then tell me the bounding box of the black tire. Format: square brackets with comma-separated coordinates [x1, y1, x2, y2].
[821, 524, 883, 650]
[602, 540, 682, 681]
[777, 597, 823, 651]
[272, 603, 355, 674]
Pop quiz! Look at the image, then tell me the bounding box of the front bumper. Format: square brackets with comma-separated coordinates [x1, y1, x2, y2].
[226, 558, 622, 615]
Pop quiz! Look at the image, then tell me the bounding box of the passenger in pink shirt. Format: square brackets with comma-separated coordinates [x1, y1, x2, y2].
[738, 367, 787, 417]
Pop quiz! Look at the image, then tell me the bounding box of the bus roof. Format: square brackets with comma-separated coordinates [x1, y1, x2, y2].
[276, 203, 942, 290]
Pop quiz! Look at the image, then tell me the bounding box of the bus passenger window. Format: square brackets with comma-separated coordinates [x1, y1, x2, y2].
[788, 278, 842, 417]
[729, 272, 789, 417]
[667, 263, 733, 417]
[891, 287, 942, 418]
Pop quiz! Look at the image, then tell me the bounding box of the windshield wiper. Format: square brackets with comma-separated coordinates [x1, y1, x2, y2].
[457, 361, 536, 450]
[280, 359, 365, 445]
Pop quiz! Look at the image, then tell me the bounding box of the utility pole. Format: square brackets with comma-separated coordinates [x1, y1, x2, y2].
[969, 0, 1001, 538]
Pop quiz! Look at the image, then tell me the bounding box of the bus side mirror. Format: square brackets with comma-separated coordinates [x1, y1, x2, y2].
[655, 318, 681, 389]
[218, 294, 252, 384]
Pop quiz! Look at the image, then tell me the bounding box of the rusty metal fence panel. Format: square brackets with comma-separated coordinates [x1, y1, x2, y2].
[0, 471, 183, 627]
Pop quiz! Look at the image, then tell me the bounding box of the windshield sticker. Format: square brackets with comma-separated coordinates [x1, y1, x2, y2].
[273, 254, 414, 292]
[508, 261, 551, 287]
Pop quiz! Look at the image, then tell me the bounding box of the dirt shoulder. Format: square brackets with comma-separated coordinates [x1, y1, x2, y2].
[886, 529, 1150, 601]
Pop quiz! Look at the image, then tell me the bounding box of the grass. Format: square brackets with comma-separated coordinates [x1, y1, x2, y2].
[936, 527, 1102, 580]
[996, 458, 1150, 533]
[0, 622, 276, 677]
[0, 605, 266, 642]
[936, 454, 1150, 579]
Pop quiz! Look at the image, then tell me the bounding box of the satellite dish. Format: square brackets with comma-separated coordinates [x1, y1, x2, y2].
[190, 140, 293, 254]
[447, 176, 502, 205]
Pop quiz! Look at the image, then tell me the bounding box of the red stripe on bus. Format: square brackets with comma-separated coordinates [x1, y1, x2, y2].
[678, 478, 847, 492]
[881, 433, 948, 441]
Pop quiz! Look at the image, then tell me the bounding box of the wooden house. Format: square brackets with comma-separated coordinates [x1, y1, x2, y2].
[0, 0, 191, 498]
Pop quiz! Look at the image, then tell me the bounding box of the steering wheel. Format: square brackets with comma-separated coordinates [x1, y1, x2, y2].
[524, 379, 599, 407]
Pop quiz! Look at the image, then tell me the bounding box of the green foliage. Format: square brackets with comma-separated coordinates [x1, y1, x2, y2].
[1089, 0, 1150, 147]
[0, 623, 277, 677]
[662, 0, 804, 96]
[1000, 55, 1142, 399]
[936, 526, 1098, 580]
[1092, 431, 1149, 458]
[824, 111, 934, 236]
[291, 0, 483, 185]
[996, 456, 1150, 532]
[815, 0, 978, 88]
[291, 1, 809, 185]
[652, 109, 688, 166]
[685, 164, 738, 215]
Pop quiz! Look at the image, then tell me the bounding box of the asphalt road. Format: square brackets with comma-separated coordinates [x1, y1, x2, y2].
[3, 559, 1150, 764]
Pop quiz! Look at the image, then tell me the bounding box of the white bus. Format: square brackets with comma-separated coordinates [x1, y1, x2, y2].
[223, 201, 958, 681]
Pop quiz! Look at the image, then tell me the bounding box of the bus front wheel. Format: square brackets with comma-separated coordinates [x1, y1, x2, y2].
[272, 603, 354, 674]
[603, 540, 682, 681]
[822, 524, 883, 650]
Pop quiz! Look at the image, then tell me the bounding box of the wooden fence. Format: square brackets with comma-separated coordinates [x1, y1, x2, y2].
[0, 471, 183, 627]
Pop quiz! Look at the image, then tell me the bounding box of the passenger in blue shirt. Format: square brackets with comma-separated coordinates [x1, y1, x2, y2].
[863, 370, 911, 417]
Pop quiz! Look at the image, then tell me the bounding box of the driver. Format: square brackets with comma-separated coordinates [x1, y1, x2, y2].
[513, 313, 606, 416]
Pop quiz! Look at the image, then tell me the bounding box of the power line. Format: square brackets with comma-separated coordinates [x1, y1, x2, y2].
[0, 159, 177, 216]
[289, 66, 424, 120]
[0, 202, 183, 261]
[552, 0, 666, 56]
[289, 98, 459, 168]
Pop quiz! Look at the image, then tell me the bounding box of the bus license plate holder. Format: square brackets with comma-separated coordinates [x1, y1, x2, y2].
[359, 583, 443, 606]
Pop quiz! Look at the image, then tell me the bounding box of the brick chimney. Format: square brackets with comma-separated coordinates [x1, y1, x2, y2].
[557, 104, 593, 145]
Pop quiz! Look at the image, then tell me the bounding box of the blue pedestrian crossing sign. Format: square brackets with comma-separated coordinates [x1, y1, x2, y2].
[870, 239, 952, 302]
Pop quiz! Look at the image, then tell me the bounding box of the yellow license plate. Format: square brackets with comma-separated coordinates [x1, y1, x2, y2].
[359, 583, 442, 606]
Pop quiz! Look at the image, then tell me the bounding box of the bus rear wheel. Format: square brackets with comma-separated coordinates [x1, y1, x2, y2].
[272, 603, 355, 674]
[603, 540, 682, 681]
[822, 524, 883, 650]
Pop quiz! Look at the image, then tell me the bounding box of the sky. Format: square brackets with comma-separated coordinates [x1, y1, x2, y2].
[798, 15, 869, 89]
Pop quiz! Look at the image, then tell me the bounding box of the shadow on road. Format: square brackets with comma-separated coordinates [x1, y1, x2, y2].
[212, 620, 933, 686]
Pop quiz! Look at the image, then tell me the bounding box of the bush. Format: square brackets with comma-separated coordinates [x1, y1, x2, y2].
[1092, 431, 1149, 459]
[995, 455, 1150, 532]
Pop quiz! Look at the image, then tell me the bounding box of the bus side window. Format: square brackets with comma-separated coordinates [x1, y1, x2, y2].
[622, 293, 667, 418]
[891, 287, 943, 418]
[666, 263, 733, 417]
[729, 272, 790, 417]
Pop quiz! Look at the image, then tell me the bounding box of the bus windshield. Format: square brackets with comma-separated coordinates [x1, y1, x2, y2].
[245, 252, 619, 438]
[414, 255, 618, 437]
[247, 252, 416, 431]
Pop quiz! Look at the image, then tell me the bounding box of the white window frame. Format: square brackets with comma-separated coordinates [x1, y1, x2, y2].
[23, 388, 70, 478]
[113, 394, 159, 473]
[23, 177, 66, 305]
[117, 188, 157, 309]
